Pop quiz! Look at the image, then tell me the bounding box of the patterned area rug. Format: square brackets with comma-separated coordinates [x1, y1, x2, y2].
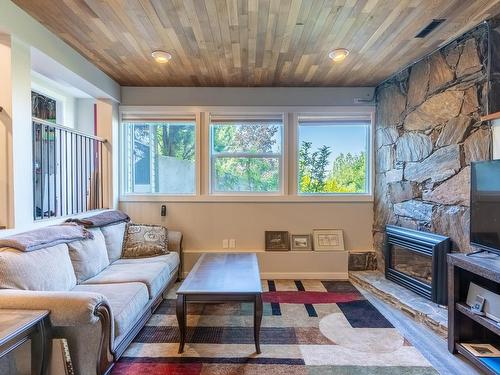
[112, 280, 437, 374]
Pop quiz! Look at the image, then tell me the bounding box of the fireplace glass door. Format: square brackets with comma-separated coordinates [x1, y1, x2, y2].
[390, 245, 432, 286]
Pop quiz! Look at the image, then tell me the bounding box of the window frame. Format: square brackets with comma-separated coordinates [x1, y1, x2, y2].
[119, 106, 374, 203]
[294, 113, 373, 197]
[119, 111, 201, 198]
[208, 113, 286, 196]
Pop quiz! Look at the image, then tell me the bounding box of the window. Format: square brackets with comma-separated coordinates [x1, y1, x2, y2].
[209, 115, 283, 193]
[122, 117, 196, 194]
[297, 116, 371, 195]
[119, 109, 373, 200]
[31, 91, 57, 123]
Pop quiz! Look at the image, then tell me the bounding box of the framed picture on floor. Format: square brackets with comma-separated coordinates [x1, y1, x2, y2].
[461, 343, 500, 357]
[265, 231, 290, 251]
[291, 234, 312, 251]
[313, 229, 344, 251]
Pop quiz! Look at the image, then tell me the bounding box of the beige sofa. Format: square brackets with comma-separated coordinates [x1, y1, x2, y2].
[0, 221, 182, 375]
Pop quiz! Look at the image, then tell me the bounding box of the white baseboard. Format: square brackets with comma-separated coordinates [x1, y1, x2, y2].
[182, 271, 348, 280]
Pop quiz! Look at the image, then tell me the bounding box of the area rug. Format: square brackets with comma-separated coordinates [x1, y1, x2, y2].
[112, 280, 437, 374]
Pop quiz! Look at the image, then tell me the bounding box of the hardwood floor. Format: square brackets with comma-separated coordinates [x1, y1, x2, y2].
[358, 285, 480, 375]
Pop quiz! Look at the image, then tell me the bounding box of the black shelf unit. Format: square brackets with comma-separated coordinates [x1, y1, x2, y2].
[448, 253, 500, 375]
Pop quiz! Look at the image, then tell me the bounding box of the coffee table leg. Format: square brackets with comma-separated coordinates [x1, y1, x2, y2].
[176, 294, 186, 353]
[254, 293, 263, 354]
[32, 316, 50, 375]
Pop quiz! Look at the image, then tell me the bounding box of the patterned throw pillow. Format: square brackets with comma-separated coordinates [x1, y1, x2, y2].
[121, 224, 169, 259]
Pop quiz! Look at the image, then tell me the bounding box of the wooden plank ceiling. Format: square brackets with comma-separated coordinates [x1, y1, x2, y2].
[13, 0, 500, 87]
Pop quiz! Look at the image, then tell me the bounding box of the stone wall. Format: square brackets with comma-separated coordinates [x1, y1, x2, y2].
[374, 24, 493, 269]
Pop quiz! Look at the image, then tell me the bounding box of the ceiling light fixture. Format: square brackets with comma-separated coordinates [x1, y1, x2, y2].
[328, 48, 349, 63]
[152, 50, 172, 63]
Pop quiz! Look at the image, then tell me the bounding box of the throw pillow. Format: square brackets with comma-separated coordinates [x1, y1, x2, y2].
[121, 224, 169, 259]
[100, 222, 126, 263]
[67, 228, 110, 283]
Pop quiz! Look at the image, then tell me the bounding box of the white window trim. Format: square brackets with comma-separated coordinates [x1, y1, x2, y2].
[208, 112, 286, 196]
[293, 112, 374, 198]
[119, 106, 375, 203]
[119, 110, 200, 197]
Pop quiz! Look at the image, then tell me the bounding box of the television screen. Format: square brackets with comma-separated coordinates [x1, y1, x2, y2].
[470, 160, 500, 254]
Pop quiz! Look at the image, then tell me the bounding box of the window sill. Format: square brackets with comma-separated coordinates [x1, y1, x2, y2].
[119, 194, 373, 203]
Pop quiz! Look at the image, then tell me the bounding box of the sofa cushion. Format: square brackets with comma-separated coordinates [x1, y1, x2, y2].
[113, 252, 180, 275]
[0, 244, 76, 291]
[122, 224, 168, 259]
[100, 222, 126, 262]
[72, 282, 149, 338]
[68, 228, 110, 283]
[83, 262, 171, 299]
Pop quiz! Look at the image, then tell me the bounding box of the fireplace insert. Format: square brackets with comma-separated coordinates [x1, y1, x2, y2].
[384, 225, 451, 305]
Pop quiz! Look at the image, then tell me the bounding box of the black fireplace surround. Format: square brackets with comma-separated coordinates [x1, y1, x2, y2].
[384, 225, 451, 305]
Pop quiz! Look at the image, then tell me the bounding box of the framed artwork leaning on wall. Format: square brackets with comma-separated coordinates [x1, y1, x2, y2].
[313, 229, 344, 251]
[265, 231, 290, 251]
[291, 234, 312, 251]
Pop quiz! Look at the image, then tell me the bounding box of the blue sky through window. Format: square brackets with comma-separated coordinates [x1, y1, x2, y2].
[298, 123, 369, 163]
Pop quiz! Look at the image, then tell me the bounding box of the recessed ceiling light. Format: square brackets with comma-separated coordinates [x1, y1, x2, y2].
[152, 50, 172, 64]
[328, 48, 349, 63]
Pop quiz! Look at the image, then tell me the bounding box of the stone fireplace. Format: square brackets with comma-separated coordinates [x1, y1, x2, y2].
[384, 225, 450, 305]
[373, 20, 500, 270]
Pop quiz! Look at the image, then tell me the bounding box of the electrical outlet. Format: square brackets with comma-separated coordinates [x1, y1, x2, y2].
[222, 239, 229, 249]
[229, 239, 236, 248]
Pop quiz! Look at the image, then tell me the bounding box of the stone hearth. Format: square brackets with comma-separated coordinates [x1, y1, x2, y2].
[350, 271, 447, 338]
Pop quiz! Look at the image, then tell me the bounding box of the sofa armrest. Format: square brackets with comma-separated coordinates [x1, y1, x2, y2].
[168, 230, 183, 253]
[0, 289, 115, 374]
[0, 289, 110, 327]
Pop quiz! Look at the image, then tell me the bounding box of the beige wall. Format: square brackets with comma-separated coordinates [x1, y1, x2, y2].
[121, 201, 373, 252]
[96, 100, 120, 210]
[119, 86, 376, 278]
[121, 87, 374, 107]
[0, 34, 14, 228]
[121, 200, 373, 278]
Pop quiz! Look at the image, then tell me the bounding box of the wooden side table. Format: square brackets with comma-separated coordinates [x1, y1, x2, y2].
[0, 309, 51, 375]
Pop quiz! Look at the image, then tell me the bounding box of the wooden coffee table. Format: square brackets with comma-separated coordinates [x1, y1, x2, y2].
[176, 253, 263, 354]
